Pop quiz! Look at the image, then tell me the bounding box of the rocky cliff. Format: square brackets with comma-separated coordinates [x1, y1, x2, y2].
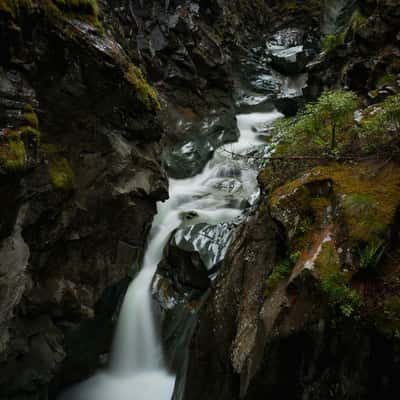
[182, 1, 400, 400]
[0, 0, 276, 398]
[1, 1, 399, 400]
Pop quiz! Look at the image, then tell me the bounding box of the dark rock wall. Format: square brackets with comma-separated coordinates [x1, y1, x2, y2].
[0, 0, 277, 398]
[0, 2, 168, 398]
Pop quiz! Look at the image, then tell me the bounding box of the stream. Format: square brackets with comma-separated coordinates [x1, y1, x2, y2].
[59, 31, 309, 400]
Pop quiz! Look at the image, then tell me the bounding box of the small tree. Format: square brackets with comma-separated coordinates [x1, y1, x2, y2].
[274, 90, 359, 155]
[313, 90, 359, 151]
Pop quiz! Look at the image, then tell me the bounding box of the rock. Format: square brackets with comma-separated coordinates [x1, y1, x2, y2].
[266, 29, 313, 76]
[0, 3, 167, 398]
[182, 161, 400, 400]
[273, 73, 308, 116]
[163, 113, 239, 179]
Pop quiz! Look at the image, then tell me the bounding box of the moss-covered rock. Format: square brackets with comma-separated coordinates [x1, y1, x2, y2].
[0, 0, 101, 26]
[0, 0, 33, 18]
[262, 161, 400, 325]
[48, 156, 75, 191]
[124, 64, 161, 112]
[0, 130, 27, 174]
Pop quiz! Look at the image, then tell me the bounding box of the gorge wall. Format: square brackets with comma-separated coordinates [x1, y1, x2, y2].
[0, 1, 399, 400]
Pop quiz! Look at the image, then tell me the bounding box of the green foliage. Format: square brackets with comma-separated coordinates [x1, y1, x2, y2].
[321, 32, 346, 56]
[359, 239, 386, 271]
[48, 157, 75, 190]
[321, 270, 361, 318]
[349, 8, 367, 36]
[125, 64, 161, 112]
[321, 8, 366, 57]
[264, 259, 291, 297]
[316, 242, 361, 319]
[23, 108, 39, 129]
[360, 94, 400, 152]
[0, 0, 101, 26]
[0, 0, 33, 16]
[274, 90, 359, 155]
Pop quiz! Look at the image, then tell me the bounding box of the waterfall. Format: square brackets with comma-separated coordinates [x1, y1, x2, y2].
[59, 114, 282, 400]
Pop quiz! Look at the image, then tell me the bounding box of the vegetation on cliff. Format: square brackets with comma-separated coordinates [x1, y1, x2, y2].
[0, 0, 100, 25]
[125, 64, 161, 112]
[272, 91, 400, 158]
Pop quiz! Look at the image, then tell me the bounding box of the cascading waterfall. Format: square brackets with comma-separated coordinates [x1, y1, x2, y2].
[60, 110, 282, 400]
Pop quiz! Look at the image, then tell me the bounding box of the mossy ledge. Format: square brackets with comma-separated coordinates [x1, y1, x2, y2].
[125, 64, 161, 112]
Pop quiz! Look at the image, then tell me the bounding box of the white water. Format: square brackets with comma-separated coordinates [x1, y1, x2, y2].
[59, 110, 282, 400]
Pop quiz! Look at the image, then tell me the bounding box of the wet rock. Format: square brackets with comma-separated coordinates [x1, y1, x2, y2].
[266, 29, 313, 76]
[273, 73, 308, 116]
[163, 113, 239, 179]
[0, 3, 167, 398]
[183, 161, 400, 400]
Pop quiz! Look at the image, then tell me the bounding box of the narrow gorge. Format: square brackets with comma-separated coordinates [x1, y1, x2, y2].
[0, 1, 399, 400]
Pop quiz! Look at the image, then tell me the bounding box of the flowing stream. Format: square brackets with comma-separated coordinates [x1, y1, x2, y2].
[59, 108, 282, 400]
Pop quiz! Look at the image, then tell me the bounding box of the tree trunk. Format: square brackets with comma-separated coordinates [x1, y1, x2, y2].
[331, 123, 336, 151]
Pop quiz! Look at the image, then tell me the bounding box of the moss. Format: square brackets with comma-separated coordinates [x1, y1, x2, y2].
[264, 259, 292, 298]
[322, 32, 346, 57]
[273, 163, 400, 245]
[0, 0, 33, 18]
[349, 8, 367, 35]
[316, 241, 361, 318]
[0, 0, 101, 26]
[125, 64, 161, 112]
[23, 111, 39, 129]
[48, 156, 75, 191]
[320, 163, 400, 244]
[0, 130, 27, 173]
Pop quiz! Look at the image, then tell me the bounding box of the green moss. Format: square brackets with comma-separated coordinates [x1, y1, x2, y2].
[125, 64, 160, 112]
[292, 163, 400, 245]
[23, 111, 39, 129]
[349, 8, 367, 35]
[317, 242, 361, 318]
[264, 259, 291, 298]
[48, 157, 75, 191]
[360, 94, 400, 152]
[0, 0, 33, 18]
[0, 130, 27, 173]
[0, 0, 101, 26]
[322, 32, 346, 57]
[269, 162, 400, 272]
